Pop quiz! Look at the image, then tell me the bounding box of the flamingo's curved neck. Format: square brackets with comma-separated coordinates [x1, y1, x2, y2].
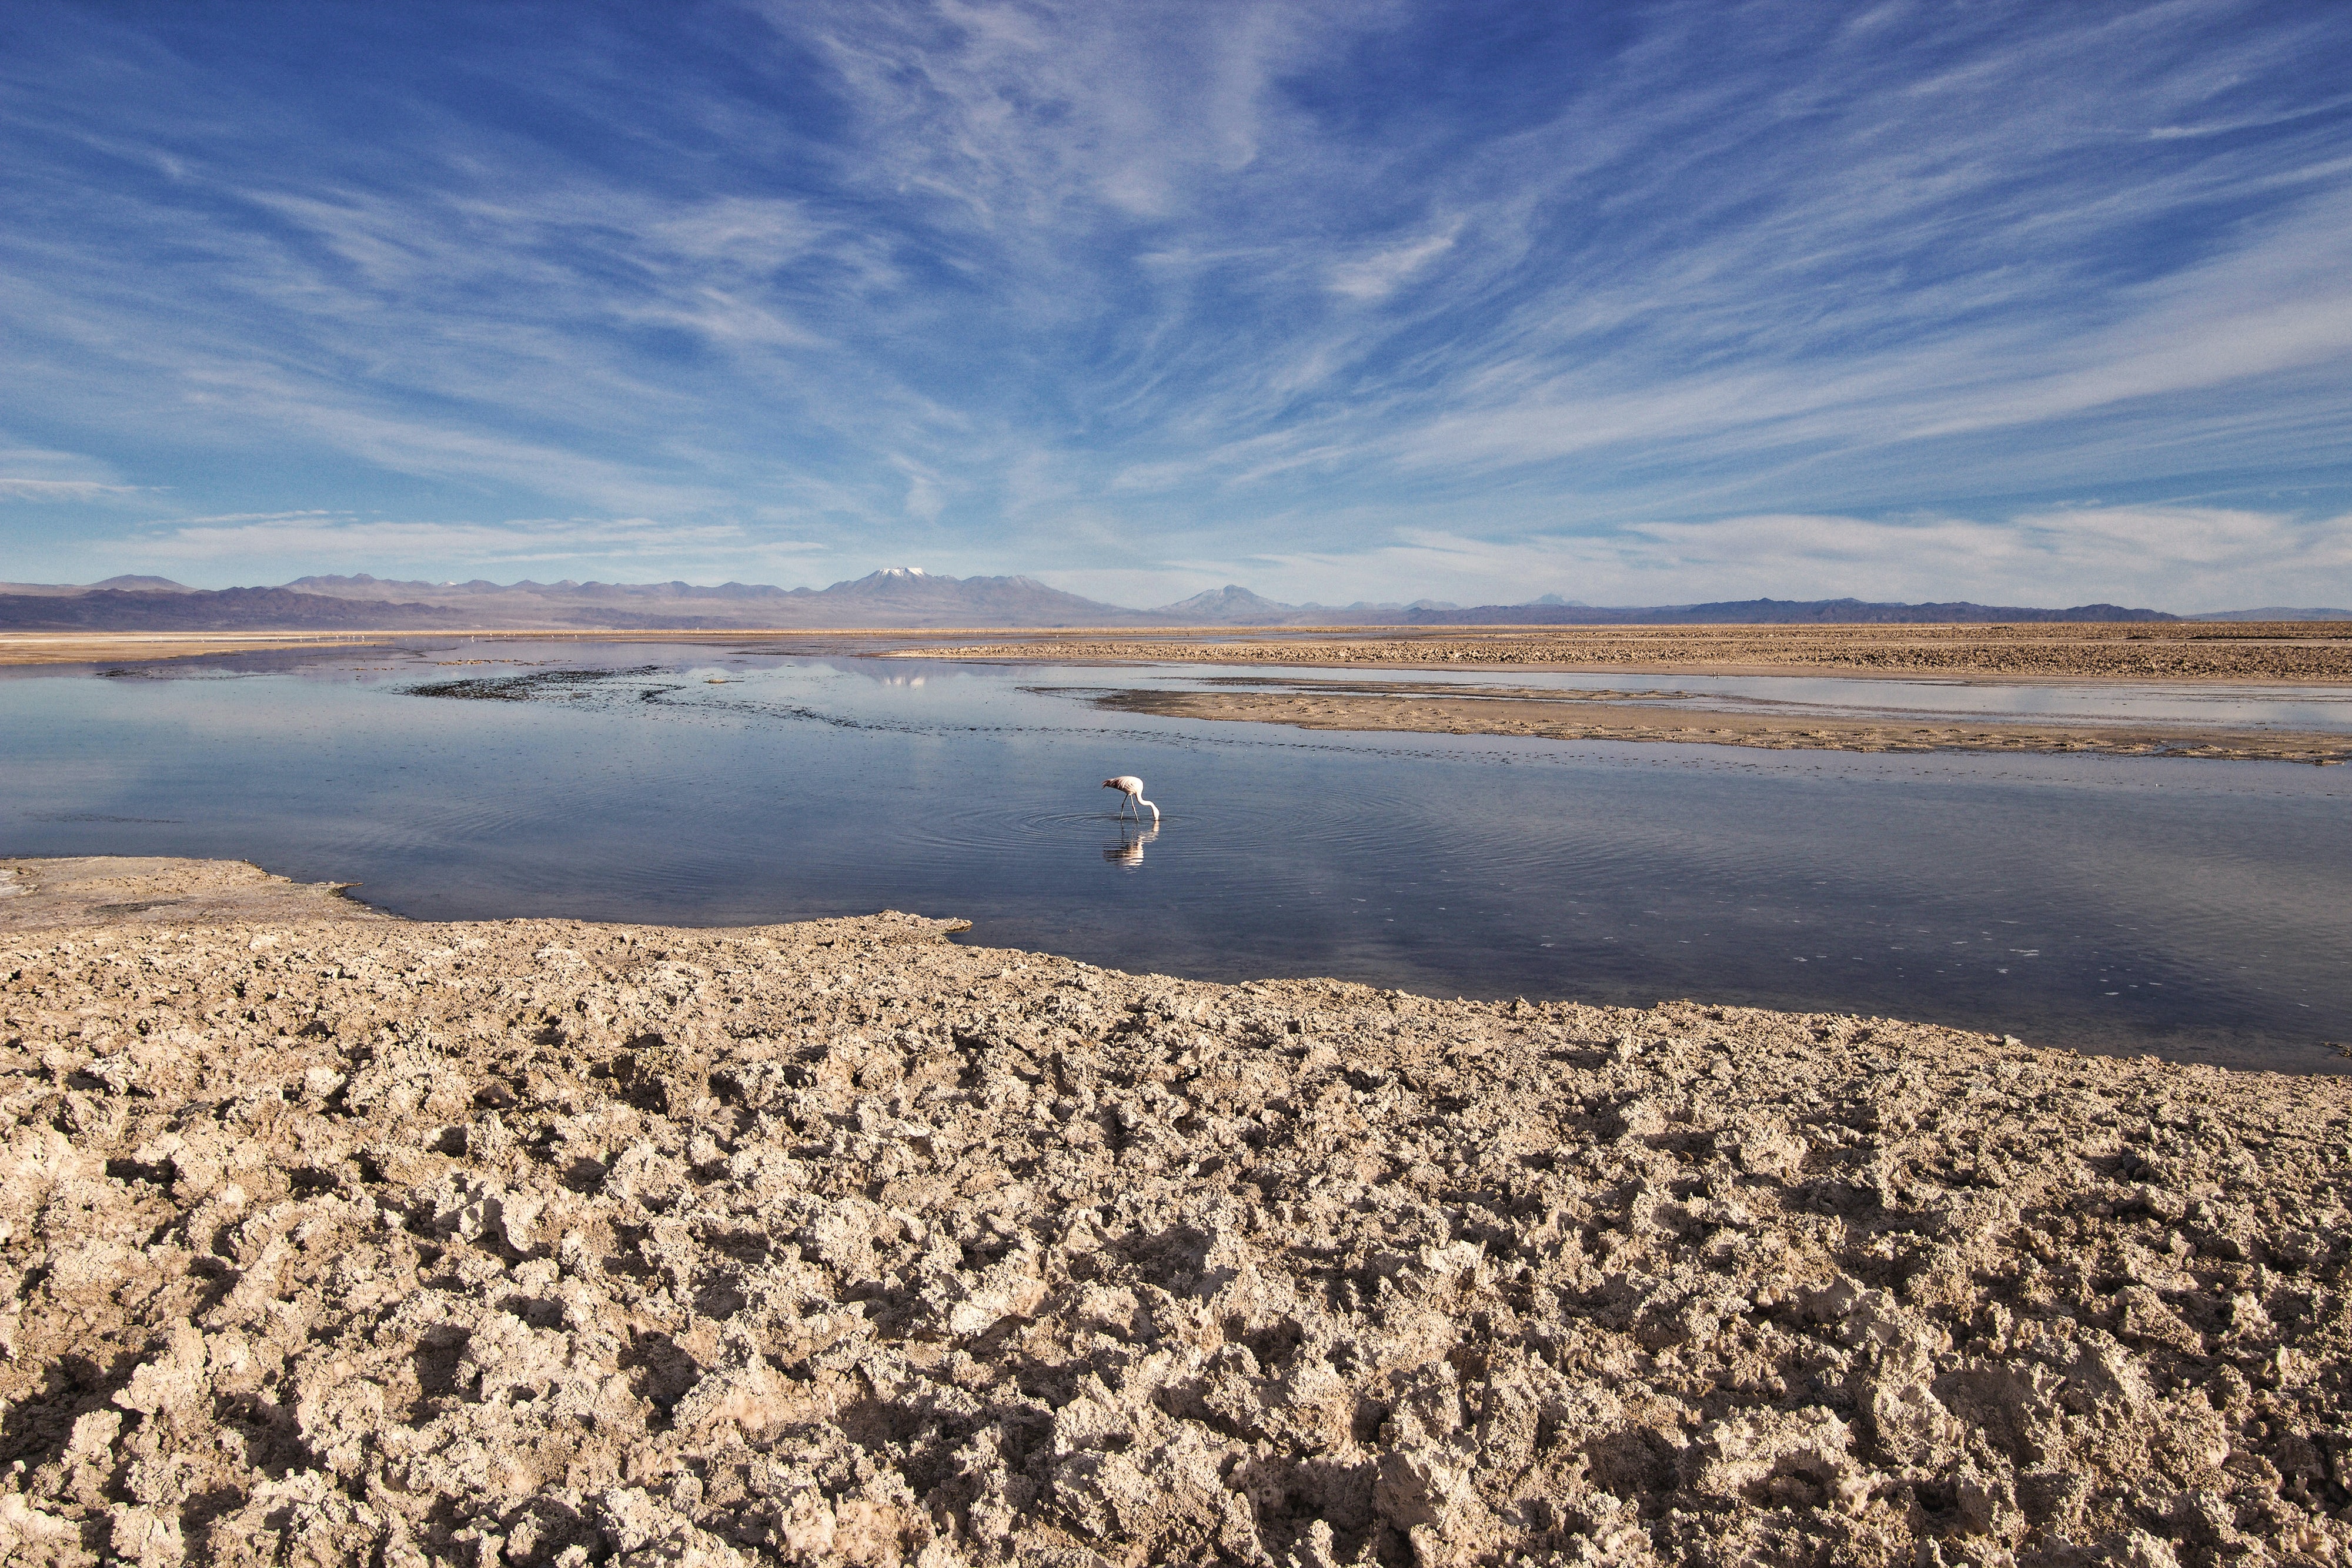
[1138, 798, 1158, 821]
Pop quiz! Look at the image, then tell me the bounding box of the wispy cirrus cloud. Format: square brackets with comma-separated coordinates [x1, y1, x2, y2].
[0, 0, 2346, 605]
[0, 478, 146, 500]
[130, 514, 826, 576]
[0, 442, 147, 501]
[1327, 221, 1462, 304]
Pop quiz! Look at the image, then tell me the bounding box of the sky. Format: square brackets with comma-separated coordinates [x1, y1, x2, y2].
[3, 0, 2350, 611]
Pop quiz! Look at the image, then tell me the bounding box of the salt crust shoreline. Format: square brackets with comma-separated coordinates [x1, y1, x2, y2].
[1, 861, 2347, 1568]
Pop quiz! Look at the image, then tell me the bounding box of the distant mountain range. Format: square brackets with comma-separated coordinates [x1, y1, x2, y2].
[283, 568, 1139, 628]
[0, 585, 457, 631]
[0, 573, 196, 597]
[1, 569, 2341, 631]
[2187, 606, 2352, 621]
[1142, 583, 1469, 625]
[1402, 596, 2189, 626]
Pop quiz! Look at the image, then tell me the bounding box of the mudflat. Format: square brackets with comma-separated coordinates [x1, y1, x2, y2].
[917, 622, 2352, 683]
[0, 857, 389, 931]
[4, 858, 2347, 1566]
[1088, 686, 2352, 765]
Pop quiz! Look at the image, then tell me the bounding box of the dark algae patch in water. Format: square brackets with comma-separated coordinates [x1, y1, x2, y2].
[407, 665, 661, 700]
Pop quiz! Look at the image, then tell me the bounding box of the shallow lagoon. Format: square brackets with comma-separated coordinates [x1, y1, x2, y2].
[4, 640, 2347, 1072]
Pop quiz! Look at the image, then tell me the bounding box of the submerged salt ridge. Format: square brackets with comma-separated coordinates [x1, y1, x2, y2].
[2, 861, 2347, 1567]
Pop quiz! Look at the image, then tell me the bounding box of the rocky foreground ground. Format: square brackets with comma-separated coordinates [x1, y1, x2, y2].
[2, 861, 2348, 1568]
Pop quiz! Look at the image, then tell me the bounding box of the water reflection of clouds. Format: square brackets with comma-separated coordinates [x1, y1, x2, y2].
[780, 656, 968, 688]
[1104, 824, 1158, 868]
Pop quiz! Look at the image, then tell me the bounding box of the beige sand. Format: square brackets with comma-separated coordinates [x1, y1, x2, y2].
[1088, 687, 2352, 765]
[3, 858, 2347, 1567]
[0, 633, 410, 667]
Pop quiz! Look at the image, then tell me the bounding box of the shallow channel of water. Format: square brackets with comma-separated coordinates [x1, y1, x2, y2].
[2, 640, 2346, 1073]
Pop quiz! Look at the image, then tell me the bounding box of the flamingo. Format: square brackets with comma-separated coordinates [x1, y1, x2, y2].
[1103, 775, 1158, 823]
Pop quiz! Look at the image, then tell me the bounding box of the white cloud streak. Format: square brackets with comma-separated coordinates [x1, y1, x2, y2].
[119, 515, 828, 586]
[0, 0, 2347, 606]
[0, 479, 145, 500]
[0, 442, 145, 500]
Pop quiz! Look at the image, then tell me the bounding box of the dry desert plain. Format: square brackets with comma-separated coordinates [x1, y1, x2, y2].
[8, 620, 2352, 681]
[1, 858, 2348, 1568]
[909, 623, 2352, 683]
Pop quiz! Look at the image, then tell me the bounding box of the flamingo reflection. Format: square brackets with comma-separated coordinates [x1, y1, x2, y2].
[1104, 825, 1160, 867]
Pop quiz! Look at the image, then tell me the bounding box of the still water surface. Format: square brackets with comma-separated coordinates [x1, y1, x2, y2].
[3, 641, 2346, 1072]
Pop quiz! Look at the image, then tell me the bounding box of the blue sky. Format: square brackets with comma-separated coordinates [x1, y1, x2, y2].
[3, 0, 2349, 609]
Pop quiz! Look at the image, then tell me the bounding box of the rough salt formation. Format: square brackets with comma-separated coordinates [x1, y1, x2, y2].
[2, 865, 2348, 1568]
